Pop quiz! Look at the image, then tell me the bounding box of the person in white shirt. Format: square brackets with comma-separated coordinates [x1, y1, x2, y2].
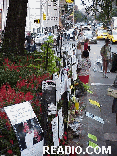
[76, 42, 83, 60]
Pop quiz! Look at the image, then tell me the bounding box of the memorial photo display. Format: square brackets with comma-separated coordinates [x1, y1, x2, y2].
[4, 101, 44, 156]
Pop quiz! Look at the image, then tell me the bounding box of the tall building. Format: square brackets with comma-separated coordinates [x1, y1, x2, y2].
[1, 0, 9, 30]
[25, 0, 59, 33]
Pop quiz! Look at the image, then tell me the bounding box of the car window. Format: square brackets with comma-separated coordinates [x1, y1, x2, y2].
[102, 30, 107, 33]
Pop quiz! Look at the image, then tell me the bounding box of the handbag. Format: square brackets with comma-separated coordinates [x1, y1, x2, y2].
[108, 61, 112, 70]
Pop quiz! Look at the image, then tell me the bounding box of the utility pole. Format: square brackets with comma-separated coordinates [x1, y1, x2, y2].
[73, 0, 75, 28]
[40, 0, 42, 33]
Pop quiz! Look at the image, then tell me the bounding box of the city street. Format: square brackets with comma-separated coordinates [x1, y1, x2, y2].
[1, 0, 117, 155]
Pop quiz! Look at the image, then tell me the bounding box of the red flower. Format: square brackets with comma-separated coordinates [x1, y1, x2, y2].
[39, 93, 42, 96]
[64, 135, 67, 140]
[10, 140, 13, 145]
[62, 141, 65, 145]
[59, 138, 60, 142]
[31, 84, 34, 89]
[0, 112, 6, 119]
[64, 131, 67, 135]
[25, 92, 34, 101]
[6, 121, 11, 128]
[7, 149, 13, 154]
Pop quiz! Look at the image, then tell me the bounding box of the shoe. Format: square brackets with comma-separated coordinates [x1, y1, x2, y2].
[105, 75, 108, 78]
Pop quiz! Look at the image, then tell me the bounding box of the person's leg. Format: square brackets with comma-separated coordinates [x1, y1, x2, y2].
[103, 59, 105, 76]
[105, 61, 108, 78]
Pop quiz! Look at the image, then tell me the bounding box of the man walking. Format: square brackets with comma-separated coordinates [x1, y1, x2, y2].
[100, 38, 111, 78]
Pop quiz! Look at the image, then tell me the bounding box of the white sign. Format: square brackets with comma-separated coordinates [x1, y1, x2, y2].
[4, 101, 44, 156]
[4, 101, 36, 125]
[58, 108, 64, 139]
[72, 64, 77, 81]
[51, 116, 59, 146]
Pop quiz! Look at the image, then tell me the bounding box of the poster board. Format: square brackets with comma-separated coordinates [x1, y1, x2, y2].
[4, 101, 44, 156]
[58, 108, 64, 139]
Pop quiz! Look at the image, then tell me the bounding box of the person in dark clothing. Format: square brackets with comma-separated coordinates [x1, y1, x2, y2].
[57, 34, 60, 50]
[72, 30, 75, 41]
[26, 32, 32, 52]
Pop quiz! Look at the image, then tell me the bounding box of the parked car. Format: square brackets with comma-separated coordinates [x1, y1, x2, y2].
[84, 31, 97, 44]
[96, 29, 108, 40]
[82, 26, 90, 31]
[107, 29, 117, 44]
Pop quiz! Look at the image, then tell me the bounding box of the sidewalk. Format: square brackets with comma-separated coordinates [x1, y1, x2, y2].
[68, 69, 117, 156]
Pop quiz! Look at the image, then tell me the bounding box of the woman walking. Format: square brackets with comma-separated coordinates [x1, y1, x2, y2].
[100, 38, 111, 78]
[84, 38, 89, 52]
[77, 50, 91, 84]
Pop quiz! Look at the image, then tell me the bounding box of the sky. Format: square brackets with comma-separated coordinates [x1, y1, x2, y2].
[75, 0, 84, 10]
[75, 0, 92, 11]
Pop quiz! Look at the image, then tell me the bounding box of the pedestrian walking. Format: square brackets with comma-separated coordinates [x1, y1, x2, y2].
[77, 50, 91, 84]
[57, 34, 60, 50]
[72, 30, 75, 41]
[78, 29, 83, 42]
[67, 33, 70, 41]
[30, 39, 36, 52]
[26, 32, 32, 52]
[100, 38, 111, 78]
[76, 41, 82, 60]
[84, 38, 90, 52]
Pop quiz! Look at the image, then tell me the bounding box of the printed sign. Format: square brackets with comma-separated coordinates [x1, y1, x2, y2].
[4, 101, 44, 156]
[58, 108, 64, 139]
[51, 116, 59, 146]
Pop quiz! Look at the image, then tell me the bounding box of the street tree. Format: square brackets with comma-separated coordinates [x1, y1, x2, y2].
[74, 10, 86, 23]
[81, 0, 113, 24]
[2, 0, 28, 59]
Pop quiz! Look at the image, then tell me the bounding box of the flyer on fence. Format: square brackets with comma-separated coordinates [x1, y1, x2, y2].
[4, 101, 44, 156]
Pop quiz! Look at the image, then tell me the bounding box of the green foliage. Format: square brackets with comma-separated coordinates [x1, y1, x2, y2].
[81, 0, 113, 23]
[0, 60, 37, 88]
[112, 8, 117, 17]
[74, 10, 86, 23]
[31, 36, 61, 75]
